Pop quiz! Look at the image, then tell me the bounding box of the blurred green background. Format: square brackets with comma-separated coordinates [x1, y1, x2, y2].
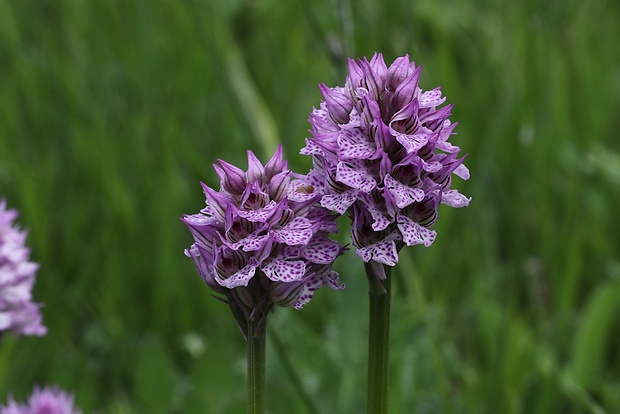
[1, 0, 619, 412]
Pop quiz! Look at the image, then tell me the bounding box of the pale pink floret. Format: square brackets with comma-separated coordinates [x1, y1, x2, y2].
[1, 385, 81, 414]
[0, 199, 46, 337]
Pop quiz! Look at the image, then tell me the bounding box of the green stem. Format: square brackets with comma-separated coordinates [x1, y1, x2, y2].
[270, 329, 321, 414]
[247, 318, 267, 414]
[366, 262, 392, 414]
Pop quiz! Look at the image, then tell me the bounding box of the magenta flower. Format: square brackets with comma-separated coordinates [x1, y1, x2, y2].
[301, 53, 470, 273]
[0, 199, 46, 337]
[182, 146, 345, 338]
[0, 386, 81, 414]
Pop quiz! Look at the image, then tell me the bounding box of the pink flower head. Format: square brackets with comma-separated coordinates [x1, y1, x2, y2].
[0, 199, 46, 337]
[182, 146, 345, 338]
[0, 386, 81, 414]
[301, 54, 470, 270]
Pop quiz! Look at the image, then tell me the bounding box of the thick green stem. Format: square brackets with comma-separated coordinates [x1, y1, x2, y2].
[247, 318, 267, 414]
[366, 263, 392, 414]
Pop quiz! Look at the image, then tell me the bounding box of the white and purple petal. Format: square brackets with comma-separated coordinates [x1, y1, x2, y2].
[337, 127, 376, 160]
[216, 256, 259, 289]
[396, 214, 437, 247]
[271, 217, 315, 246]
[320, 189, 359, 214]
[235, 200, 279, 222]
[356, 238, 400, 266]
[441, 190, 471, 208]
[383, 174, 425, 209]
[262, 249, 307, 283]
[301, 238, 342, 264]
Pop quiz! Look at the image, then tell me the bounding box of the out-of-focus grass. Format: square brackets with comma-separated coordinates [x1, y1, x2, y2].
[0, 0, 619, 412]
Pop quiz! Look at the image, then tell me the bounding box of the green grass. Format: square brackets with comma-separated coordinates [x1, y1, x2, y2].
[1, 0, 619, 412]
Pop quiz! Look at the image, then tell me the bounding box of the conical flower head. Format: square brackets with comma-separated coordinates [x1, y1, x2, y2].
[0, 199, 46, 337]
[301, 53, 470, 269]
[182, 146, 345, 338]
[0, 385, 82, 414]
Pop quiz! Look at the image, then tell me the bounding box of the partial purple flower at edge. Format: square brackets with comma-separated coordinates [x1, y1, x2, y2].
[182, 146, 345, 338]
[301, 53, 471, 270]
[0, 385, 82, 414]
[0, 199, 46, 337]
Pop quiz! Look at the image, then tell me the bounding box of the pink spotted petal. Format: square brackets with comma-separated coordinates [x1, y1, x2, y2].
[393, 131, 428, 154]
[336, 162, 376, 193]
[323, 270, 345, 291]
[300, 138, 325, 156]
[419, 88, 446, 108]
[421, 159, 443, 173]
[221, 233, 270, 252]
[396, 214, 437, 247]
[262, 258, 306, 282]
[441, 190, 471, 208]
[346, 107, 361, 128]
[277, 245, 302, 260]
[290, 275, 323, 310]
[356, 239, 400, 266]
[217, 257, 259, 289]
[235, 200, 279, 222]
[304, 169, 325, 192]
[272, 217, 314, 246]
[320, 189, 358, 214]
[383, 174, 424, 209]
[337, 127, 376, 160]
[301, 239, 342, 264]
[292, 271, 344, 310]
[358, 193, 392, 231]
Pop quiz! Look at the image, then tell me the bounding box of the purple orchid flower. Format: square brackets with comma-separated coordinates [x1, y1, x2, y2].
[182, 146, 345, 338]
[1, 386, 81, 414]
[301, 53, 470, 271]
[0, 199, 46, 337]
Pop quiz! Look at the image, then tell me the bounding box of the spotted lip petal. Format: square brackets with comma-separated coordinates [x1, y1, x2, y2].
[234, 199, 280, 222]
[358, 192, 393, 231]
[320, 189, 359, 214]
[271, 217, 315, 246]
[215, 254, 260, 289]
[384, 174, 425, 209]
[337, 127, 377, 160]
[355, 231, 402, 266]
[270, 269, 344, 310]
[261, 246, 306, 282]
[396, 213, 437, 247]
[336, 161, 377, 193]
[301, 236, 344, 264]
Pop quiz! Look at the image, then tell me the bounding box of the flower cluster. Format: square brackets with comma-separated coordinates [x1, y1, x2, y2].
[301, 53, 470, 270]
[182, 146, 344, 337]
[0, 386, 82, 414]
[0, 199, 46, 337]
